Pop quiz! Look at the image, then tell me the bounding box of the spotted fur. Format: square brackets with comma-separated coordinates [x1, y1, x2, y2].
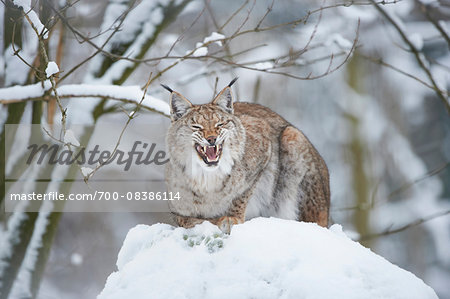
[165, 82, 330, 232]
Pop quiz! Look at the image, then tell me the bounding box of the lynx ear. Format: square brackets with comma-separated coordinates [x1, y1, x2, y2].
[162, 84, 193, 121]
[212, 78, 237, 114]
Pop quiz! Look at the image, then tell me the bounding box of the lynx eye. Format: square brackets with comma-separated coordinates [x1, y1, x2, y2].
[191, 124, 203, 130]
[215, 123, 224, 128]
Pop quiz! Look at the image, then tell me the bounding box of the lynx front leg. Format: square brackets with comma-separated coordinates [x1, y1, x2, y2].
[175, 213, 243, 231]
[216, 196, 248, 233]
[175, 214, 243, 233]
[175, 215, 208, 228]
[216, 216, 244, 234]
[175, 194, 250, 233]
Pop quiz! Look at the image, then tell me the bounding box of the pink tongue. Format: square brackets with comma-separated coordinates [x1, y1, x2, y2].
[205, 146, 217, 160]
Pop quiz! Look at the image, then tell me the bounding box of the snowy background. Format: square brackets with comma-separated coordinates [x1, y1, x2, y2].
[0, 0, 449, 298]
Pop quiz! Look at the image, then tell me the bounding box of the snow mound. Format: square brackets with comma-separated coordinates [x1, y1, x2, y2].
[98, 218, 437, 299]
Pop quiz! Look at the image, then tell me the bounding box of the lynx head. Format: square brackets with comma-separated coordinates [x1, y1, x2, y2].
[164, 78, 245, 175]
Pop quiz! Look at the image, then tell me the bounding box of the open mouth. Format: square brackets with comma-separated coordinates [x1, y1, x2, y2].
[195, 143, 223, 165]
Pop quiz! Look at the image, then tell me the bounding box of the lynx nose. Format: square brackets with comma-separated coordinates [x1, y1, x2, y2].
[206, 136, 217, 145]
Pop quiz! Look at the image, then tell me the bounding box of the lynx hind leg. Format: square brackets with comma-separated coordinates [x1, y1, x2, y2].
[279, 126, 330, 227]
[299, 172, 330, 227]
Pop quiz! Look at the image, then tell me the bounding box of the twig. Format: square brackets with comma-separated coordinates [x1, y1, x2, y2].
[334, 162, 450, 212]
[163, 3, 207, 60]
[203, 20, 359, 81]
[10, 22, 44, 78]
[387, 162, 450, 200]
[359, 209, 450, 241]
[20, 6, 67, 139]
[359, 53, 448, 96]
[84, 73, 154, 181]
[232, 0, 256, 37]
[255, 0, 275, 30]
[219, 0, 250, 31]
[56, 5, 133, 84]
[418, 1, 450, 50]
[369, 0, 450, 114]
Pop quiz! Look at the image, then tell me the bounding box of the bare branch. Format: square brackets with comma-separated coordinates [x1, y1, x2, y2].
[418, 1, 450, 50]
[207, 20, 360, 81]
[163, 3, 207, 60]
[369, 0, 450, 114]
[57, 6, 133, 84]
[387, 162, 450, 200]
[84, 74, 155, 181]
[232, 0, 256, 37]
[254, 0, 275, 30]
[359, 209, 450, 241]
[10, 22, 44, 78]
[359, 53, 449, 97]
[219, 0, 250, 31]
[333, 162, 450, 212]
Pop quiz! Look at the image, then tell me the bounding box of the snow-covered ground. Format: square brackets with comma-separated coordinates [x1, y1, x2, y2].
[98, 218, 437, 299]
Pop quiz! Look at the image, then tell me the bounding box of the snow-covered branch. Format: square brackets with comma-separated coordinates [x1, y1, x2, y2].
[0, 83, 170, 116]
[11, 0, 49, 39]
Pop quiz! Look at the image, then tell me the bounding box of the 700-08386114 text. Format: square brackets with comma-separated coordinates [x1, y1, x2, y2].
[8, 191, 181, 201]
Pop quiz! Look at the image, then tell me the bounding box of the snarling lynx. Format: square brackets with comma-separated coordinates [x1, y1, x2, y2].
[164, 78, 330, 233]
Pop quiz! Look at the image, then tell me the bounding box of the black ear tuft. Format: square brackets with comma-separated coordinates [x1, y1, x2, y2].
[161, 84, 173, 93]
[228, 77, 238, 87]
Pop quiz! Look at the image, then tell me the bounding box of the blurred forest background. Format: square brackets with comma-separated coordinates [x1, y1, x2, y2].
[0, 0, 449, 298]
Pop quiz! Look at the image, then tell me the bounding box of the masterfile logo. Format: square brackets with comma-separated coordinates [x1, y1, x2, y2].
[4, 122, 173, 213]
[26, 141, 169, 171]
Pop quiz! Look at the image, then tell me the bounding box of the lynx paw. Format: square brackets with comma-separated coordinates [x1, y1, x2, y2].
[176, 216, 205, 228]
[216, 216, 243, 234]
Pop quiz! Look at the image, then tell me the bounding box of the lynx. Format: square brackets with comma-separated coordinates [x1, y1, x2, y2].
[164, 78, 330, 233]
